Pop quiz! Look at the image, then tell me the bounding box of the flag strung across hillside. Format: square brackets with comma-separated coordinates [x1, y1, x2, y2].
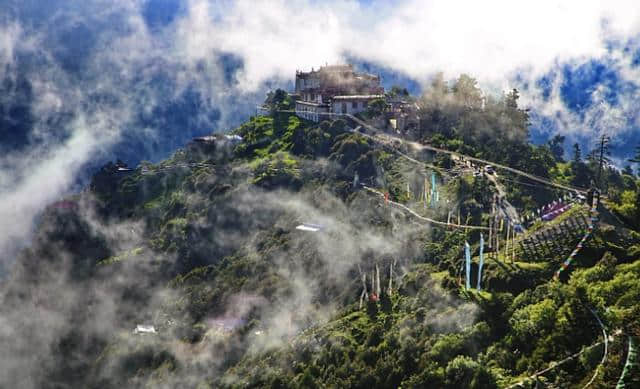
[541, 203, 572, 221]
[555, 193, 599, 279]
[388, 260, 395, 295]
[430, 172, 438, 208]
[477, 233, 484, 291]
[423, 177, 428, 208]
[465, 241, 471, 290]
[616, 336, 638, 389]
[359, 267, 368, 309]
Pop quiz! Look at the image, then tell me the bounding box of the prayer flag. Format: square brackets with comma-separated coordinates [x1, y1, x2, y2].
[477, 234, 485, 291]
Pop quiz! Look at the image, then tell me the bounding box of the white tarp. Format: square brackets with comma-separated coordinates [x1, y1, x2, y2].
[134, 325, 157, 334]
[295, 223, 323, 232]
[224, 134, 243, 143]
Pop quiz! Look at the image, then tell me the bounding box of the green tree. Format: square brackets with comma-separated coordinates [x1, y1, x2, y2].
[548, 134, 566, 162]
[623, 165, 634, 176]
[380, 292, 392, 314]
[265, 88, 291, 111]
[572, 143, 582, 164]
[366, 299, 379, 320]
[389, 85, 410, 97]
[629, 144, 640, 163]
[367, 98, 387, 117]
[629, 144, 640, 176]
[444, 356, 497, 388]
[570, 143, 592, 187]
[503, 89, 530, 140]
[452, 74, 482, 109]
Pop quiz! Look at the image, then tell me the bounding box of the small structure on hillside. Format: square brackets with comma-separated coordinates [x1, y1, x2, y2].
[330, 95, 385, 115]
[293, 64, 385, 121]
[134, 324, 157, 335]
[290, 64, 419, 132]
[295, 223, 324, 232]
[387, 96, 419, 133]
[188, 134, 244, 156]
[192, 134, 243, 145]
[192, 135, 217, 144]
[209, 318, 246, 334]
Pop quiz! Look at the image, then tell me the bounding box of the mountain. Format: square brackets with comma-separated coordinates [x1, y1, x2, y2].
[1, 89, 639, 388]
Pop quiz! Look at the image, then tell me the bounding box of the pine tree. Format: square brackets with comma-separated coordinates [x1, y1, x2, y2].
[594, 134, 612, 189]
[629, 144, 640, 163]
[572, 143, 582, 164]
[571, 143, 592, 187]
[548, 135, 566, 162]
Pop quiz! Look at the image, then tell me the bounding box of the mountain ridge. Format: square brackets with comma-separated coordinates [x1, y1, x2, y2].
[1, 86, 639, 388]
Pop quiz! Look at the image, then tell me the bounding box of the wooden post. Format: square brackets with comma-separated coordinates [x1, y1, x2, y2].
[371, 269, 375, 296]
[511, 227, 516, 263]
[424, 177, 429, 208]
[488, 218, 493, 249]
[504, 223, 511, 257]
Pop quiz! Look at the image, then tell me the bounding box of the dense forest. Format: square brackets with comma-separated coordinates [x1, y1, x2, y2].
[1, 78, 639, 388]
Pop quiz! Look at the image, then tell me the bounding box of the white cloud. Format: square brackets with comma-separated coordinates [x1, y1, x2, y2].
[179, 0, 640, 147]
[180, 0, 639, 88]
[0, 22, 22, 80]
[1, 0, 640, 263]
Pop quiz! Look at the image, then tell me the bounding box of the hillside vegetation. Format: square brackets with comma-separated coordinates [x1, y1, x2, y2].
[1, 81, 639, 388]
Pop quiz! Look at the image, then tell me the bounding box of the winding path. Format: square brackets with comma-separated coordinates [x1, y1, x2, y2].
[363, 185, 490, 231]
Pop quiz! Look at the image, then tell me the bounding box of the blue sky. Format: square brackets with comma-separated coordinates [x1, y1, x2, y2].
[1, 0, 640, 259]
[88, 0, 640, 167]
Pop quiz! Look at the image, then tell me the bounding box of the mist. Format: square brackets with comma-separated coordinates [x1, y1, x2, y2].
[0, 0, 639, 387]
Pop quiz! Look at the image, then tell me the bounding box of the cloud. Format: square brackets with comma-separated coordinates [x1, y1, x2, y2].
[358, 1, 639, 81]
[8, 0, 640, 385]
[0, 1, 252, 265]
[176, 0, 640, 160]
[0, 22, 21, 79]
[179, 0, 638, 87]
[3, 0, 640, 266]
[0, 151, 455, 387]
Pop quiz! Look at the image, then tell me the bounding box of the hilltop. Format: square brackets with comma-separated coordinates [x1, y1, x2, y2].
[1, 80, 639, 388]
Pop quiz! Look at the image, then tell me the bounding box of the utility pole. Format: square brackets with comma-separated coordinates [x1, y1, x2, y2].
[596, 133, 610, 191]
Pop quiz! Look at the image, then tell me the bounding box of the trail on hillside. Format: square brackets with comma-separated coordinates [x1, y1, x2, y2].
[271, 109, 589, 194]
[363, 185, 490, 231]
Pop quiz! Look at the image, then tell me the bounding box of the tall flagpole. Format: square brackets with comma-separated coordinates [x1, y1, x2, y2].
[477, 233, 484, 291]
[465, 241, 471, 290]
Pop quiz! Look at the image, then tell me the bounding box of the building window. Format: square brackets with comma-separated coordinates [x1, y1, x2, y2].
[342, 102, 347, 114]
[352, 101, 357, 109]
